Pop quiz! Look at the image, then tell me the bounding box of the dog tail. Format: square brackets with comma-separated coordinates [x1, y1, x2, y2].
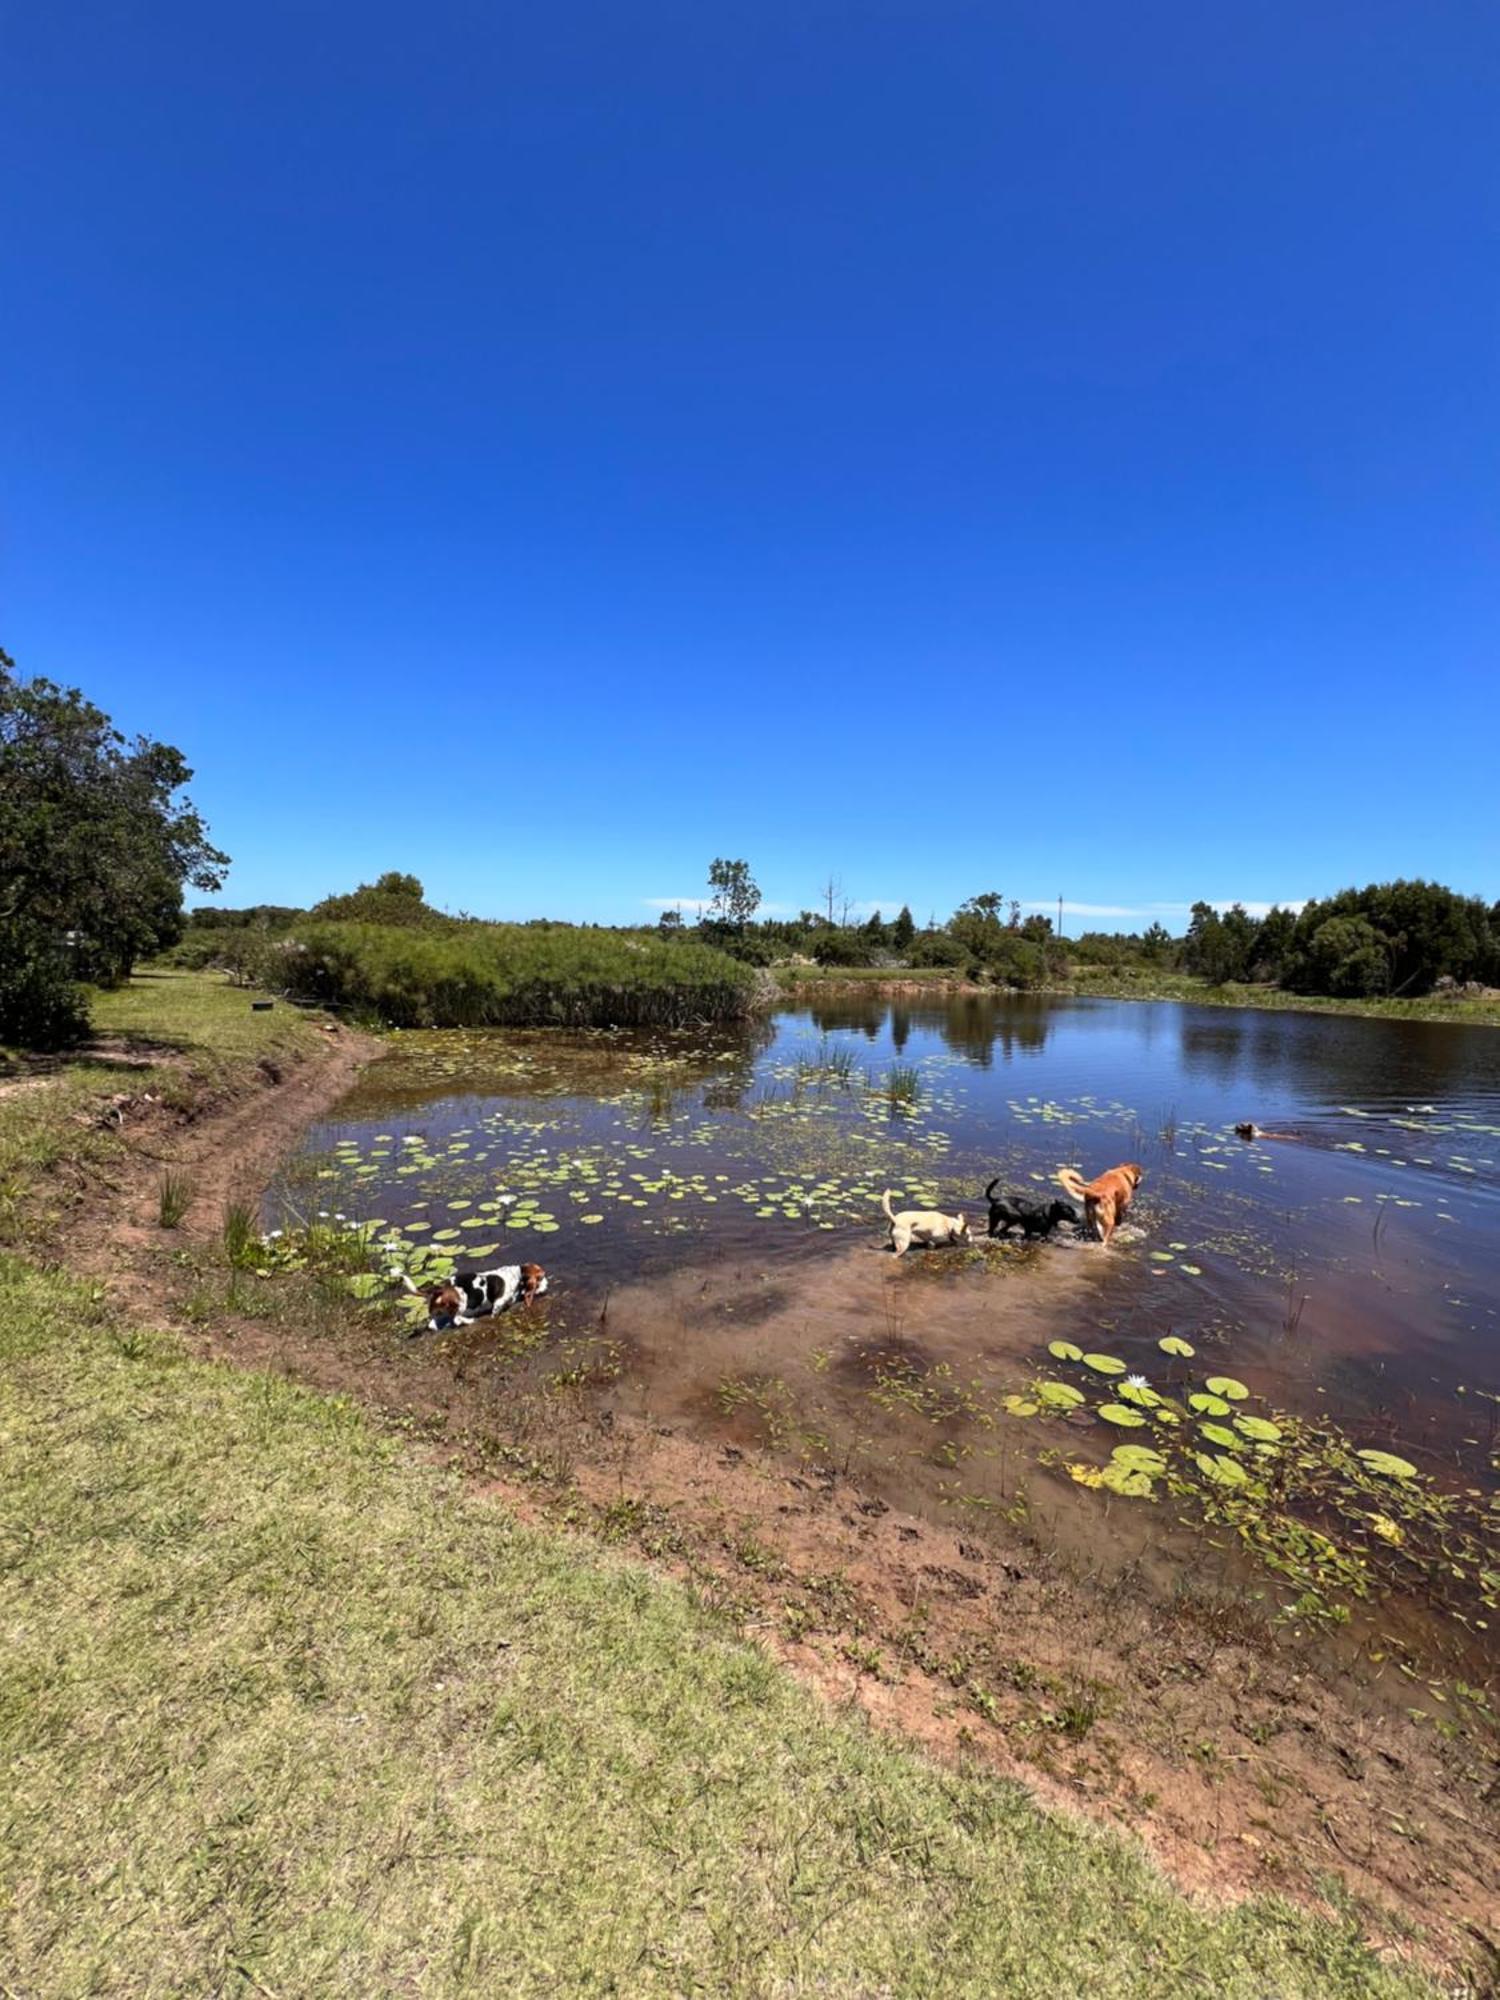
[391, 1268, 424, 1296]
[1056, 1168, 1089, 1202]
[985, 1175, 1004, 1203]
[881, 1189, 896, 1222]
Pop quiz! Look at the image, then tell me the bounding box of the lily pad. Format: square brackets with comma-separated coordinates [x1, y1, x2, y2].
[1356, 1448, 1418, 1480]
[345, 1273, 385, 1300]
[1158, 1336, 1195, 1358]
[1037, 1382, 1086, 1410]
[1199, 1422, 1244, 1451]
[1083, 1354, 1127, 1375]
[1118, 1382, 1162, 1409]
[1100, 1464, 1155, 1497]
[1234, 1415, 1282, 1443]
[1205, 1376, 1249, 1401]
[1111, 1444, 1166, 1474]
[1048, 1340, 1084, 1362]
[1194, 1451, 1249, 1487]
[1002, 1394, 1039, 1417]
[1189, 1392, 1231, 1416]
[1098, 1403, 1147, 1427]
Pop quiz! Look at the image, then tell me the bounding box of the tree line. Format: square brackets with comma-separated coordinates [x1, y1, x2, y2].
[180, 865, 1500, 1002]
[4, 643, 1495, 1047]
[671, 862, 1500, 1000]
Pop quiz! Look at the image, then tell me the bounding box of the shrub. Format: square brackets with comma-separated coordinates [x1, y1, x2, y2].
[287, 921, 761, 1029]
[907, 930, 968, 969]
[811, 930, 879, 968]
[307, 875, 447, 929]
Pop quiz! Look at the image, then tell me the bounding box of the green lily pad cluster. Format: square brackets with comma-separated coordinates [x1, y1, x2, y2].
[1020, 1332, 1494, 1640]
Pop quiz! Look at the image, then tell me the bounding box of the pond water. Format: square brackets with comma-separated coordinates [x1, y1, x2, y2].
[270, 995, 1500, 1667]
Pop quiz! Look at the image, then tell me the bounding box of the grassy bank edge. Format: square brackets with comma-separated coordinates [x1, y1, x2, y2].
[0, 973, 1456, 1996]
[776, 963, 1500, 1027]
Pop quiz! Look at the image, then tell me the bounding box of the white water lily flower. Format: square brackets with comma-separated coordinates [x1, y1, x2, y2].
[1125, 1373, 1149, 1389]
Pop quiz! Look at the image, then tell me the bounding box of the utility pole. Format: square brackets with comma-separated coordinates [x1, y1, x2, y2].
[1057, 892, 1064, 939]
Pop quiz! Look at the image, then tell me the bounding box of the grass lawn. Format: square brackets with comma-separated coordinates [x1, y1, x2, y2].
[0, 975, 1453, 1995]
[0, 1259, 1443, 1999]
[0, 972, 324, 1240]
[87, 966, 328, 1064]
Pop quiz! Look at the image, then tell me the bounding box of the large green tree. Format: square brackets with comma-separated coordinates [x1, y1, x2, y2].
[0, 650, 228, 1044]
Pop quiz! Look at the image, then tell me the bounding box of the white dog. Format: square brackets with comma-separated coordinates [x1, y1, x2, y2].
[881, 1190, 970, 1256]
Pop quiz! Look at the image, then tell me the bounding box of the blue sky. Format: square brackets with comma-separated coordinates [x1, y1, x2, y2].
[3, 1, 1496, 929]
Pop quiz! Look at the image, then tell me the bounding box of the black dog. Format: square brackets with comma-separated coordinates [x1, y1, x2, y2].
[984, 1179, 1081, 1240]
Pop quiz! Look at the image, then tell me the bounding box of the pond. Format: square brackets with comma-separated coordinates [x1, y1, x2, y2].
[269, 994, 1500, 1668]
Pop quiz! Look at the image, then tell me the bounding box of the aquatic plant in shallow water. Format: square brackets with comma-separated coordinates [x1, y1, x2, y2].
[1027, 1338, 1499, 1646]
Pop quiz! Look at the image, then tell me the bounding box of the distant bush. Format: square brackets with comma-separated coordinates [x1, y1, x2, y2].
[811, 930, 879, 968]
[306, 874, 447, 930]
[907, 930, 968, 969]
[288, 921, 762, 1028]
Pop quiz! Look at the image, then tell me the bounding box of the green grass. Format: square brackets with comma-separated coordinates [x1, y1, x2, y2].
[1062, 968, 1500, 1026]
[87, 966, 328, 1062]
[0, 972, 324, 1245]
[778, 960, 1500, 1026]
[777, 963, 971, 987]
[0, 1258, 1444, 1999]
[292, 920, 763, 1028]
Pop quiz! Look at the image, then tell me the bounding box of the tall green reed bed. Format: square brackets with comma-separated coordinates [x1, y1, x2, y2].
[289, 921, 763, 1028]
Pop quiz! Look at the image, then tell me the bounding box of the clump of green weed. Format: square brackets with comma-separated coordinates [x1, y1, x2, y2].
[222, 1199, 258, 1268]
[157, 1169, 193, 1228]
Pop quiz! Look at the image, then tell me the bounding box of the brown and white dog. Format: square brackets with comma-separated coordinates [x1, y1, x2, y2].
[881, 1190, 970, 1257]
[1055, 1163, 1143, 1245]
[399, 1262, 548, 1332]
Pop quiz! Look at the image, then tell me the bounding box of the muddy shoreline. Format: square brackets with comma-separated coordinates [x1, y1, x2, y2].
[63, 1024, 1500, 1982]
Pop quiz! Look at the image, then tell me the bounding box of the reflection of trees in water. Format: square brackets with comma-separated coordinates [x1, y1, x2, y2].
[804, 995, 1054, 1068]
[807, 1000, 886, 1041]
[1176, 1008, 1500, 1101]
[936, 997, 1052, 1067]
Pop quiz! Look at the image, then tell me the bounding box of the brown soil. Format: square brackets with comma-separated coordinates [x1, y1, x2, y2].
[45, 1034, 1500, 1988]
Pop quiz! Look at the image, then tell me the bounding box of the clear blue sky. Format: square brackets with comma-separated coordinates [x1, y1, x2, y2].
[4, 1, 1496, 929]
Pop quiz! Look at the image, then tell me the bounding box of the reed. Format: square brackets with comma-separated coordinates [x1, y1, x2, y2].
[288, 922, 763, 1030]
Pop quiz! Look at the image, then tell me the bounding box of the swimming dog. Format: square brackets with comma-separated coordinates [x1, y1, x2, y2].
[398, 1262, 548, 1332]
[983, 1180, 1081, 1240]
[1055, 1163, 1143, 1246]
[881, 1190, 970, 1257]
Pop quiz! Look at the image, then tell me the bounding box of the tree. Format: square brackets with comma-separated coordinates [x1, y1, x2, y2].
[657, 907, 683, 935]
[0, 650, 228, 1044]
[891, 905, 916, 951]
[1250, 905, 1296, 982]
[373, 871, 424, 900]
[1297, 915, 1389, 997]
[1182, 901, 1241, 983]
[309, 878, 441, 927]
[1140, 921, 1174, 964]
[1280, 880, 1494, 995]
[705, 857, 761, 929]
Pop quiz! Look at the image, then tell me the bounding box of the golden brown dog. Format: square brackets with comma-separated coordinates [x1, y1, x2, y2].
[1056, 1163, 1143, 1245]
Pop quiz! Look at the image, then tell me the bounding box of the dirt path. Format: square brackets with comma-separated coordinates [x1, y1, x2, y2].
[61, 1029, 1500, 1986]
